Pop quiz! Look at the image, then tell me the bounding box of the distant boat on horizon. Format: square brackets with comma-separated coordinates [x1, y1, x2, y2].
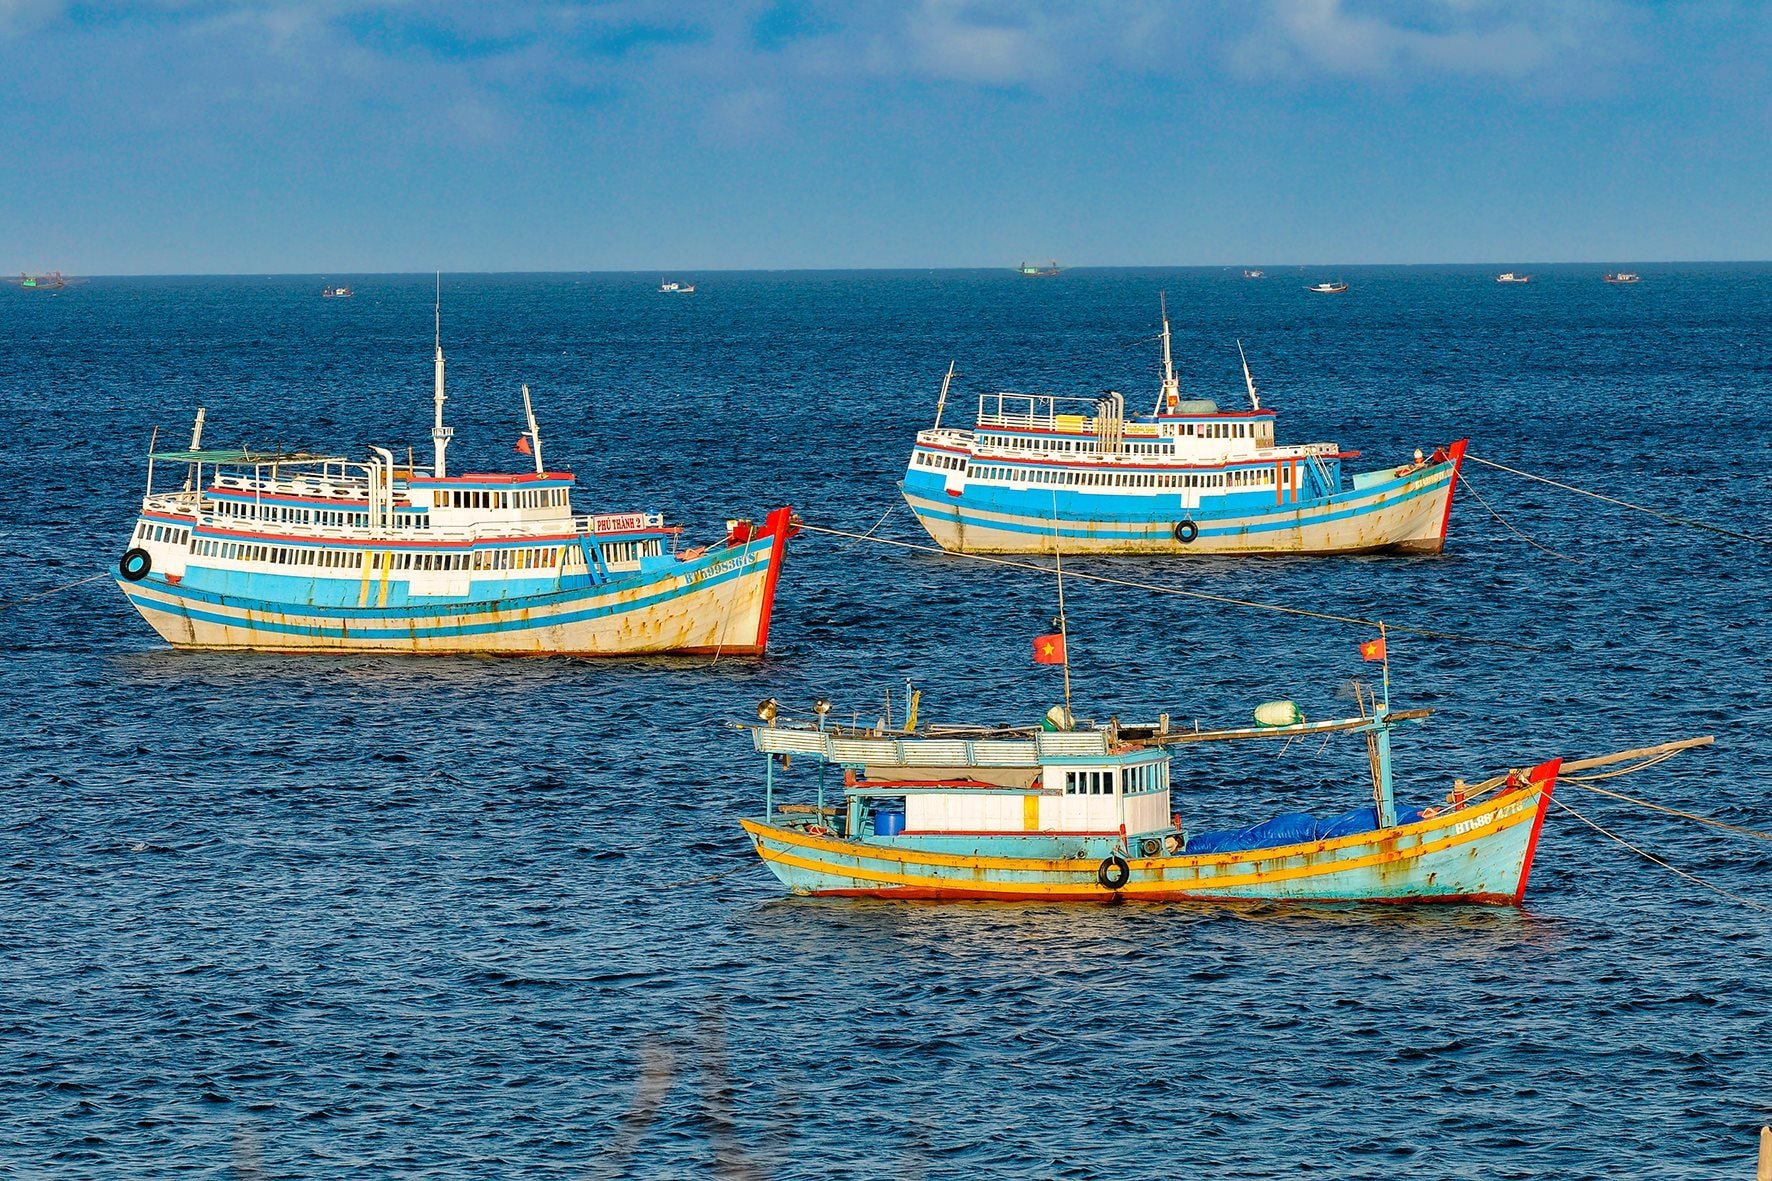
[1017, 260, 1061, 277]
[1604, 272, 1641, 284]
[322, 285, 353, 298]
[1496, 272, 1531, 284]
[12, 271, 67, 290]
[658, 280, 696, 293]
[1243, 269, 1266, 279]
[1306, 281, 1349, 294]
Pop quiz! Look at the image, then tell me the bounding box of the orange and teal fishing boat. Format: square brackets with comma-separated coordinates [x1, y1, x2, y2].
[740, 689, 1569, 905]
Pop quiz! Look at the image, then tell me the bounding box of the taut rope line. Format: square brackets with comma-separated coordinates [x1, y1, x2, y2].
[1466, 454, 1769, 545]
[1551, 795, 1772, 914]
[796, 521, 1540, 650]
[0, 571, 110, 614]
[1456, 472, 1582, 564]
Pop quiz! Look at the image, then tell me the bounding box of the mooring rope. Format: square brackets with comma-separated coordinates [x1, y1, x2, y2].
[1550, 795, 1772, 914]
[795, 521, 1540, 650]
[1456, 472, 1582, 564]
[0, 571, 109, 614]
[1466, 454, 1769, 545]
[1562, 774, 1772, 843]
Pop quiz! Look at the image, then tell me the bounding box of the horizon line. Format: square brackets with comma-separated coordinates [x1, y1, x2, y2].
[10, 260, 1771, 279]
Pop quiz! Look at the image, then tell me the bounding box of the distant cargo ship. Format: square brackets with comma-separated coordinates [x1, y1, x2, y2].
[1017, 260, 1061, 277]
[13, 272, 66, 290]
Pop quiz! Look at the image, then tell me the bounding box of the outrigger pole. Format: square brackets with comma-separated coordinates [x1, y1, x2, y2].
[932, 360, 956, 430]
[1237, 339, 1261, 411]
[1154, 293, 1180, 416]
[520, 384, 545, 475]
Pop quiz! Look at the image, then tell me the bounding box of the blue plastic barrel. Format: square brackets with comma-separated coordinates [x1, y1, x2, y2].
[873, 803, 906, 837]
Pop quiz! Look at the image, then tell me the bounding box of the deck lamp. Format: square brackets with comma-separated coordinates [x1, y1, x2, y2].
[758, 698, 779, 725]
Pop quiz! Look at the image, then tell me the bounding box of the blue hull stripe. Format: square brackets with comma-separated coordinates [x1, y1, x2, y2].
[904, 470, 1451, 540]
[120, 548, 772, 642]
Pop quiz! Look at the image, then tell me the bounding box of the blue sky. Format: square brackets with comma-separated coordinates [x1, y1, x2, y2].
[4, 1, 1769, 272]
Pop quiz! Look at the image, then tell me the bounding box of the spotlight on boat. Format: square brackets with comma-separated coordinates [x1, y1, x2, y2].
[1414, 448, 1424, 463]
[757, 697, 780, 724]
[812, 698, 832, 717]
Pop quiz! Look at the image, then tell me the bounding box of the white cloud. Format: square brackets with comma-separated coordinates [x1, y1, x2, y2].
[1236, 0, 1612, 81]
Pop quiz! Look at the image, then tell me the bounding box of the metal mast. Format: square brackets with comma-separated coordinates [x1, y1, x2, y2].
[431, 272, 454, 477]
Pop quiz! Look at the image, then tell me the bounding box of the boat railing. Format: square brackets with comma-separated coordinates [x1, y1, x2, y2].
[142, 490, 203, 515]
[753, 725, 1109, 765]
[976, 391, 1103, 433]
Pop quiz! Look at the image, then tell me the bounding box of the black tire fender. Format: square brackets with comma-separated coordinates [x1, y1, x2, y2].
[1097, 852, 1131, 891]
[119, 547, 152, 582]
[1174, 519, 1199, 544]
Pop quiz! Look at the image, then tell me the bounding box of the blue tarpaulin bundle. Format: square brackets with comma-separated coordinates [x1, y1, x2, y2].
[1184, 805, 1382, 854]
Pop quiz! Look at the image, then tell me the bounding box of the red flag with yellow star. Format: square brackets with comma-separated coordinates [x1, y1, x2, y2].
[1033, 633, 1066, 664]
[1359, 637, 1386, 662]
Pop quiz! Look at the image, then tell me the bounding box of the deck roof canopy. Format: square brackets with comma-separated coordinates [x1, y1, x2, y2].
[148, 448, 349, 465]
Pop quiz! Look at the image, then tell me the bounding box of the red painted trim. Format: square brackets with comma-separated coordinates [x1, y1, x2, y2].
[1436, 438, 1469, 543]
[749, 506, 794, 654]
[192, 526, 579, 549]
[410, 471, 575, 486]
[1512, 757, 1561, 905]
[806, 886, 1521, 904]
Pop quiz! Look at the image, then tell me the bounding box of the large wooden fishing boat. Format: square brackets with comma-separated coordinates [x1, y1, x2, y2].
[901, 300, 1465, 556]
[742, 691, 1560, 904]
[114, 303, 795, 656]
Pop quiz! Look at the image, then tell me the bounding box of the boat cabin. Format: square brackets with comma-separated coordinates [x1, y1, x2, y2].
[754, 723, 1183, 859]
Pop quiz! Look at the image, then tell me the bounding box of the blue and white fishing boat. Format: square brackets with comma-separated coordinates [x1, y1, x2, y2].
[115, 314, 795, 656]
[901, 301, 1466, 555]
[741, 688, 1578, 904]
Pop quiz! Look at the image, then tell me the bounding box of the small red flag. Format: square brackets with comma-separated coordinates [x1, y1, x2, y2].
[515, 435, 533, 455]
[1033, 633, 1067, 664]
[1360, 637, 1386, 662]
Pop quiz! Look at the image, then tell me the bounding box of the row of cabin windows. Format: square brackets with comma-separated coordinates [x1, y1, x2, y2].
[970, 465, 1274, 490]
[213, 500, 429, 530]
[1061, 763, 1168, 796]
[913, 451, 968, 472]
[601, 539, 662, 564]
[436, 487, 565, 510]
[135, 522, 191, 546]
[986, 436, 1170, 457]
[194, 539, 569, 572]
[1179, 422, 1268, 442]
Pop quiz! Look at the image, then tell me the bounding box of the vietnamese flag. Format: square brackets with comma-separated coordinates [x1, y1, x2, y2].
[1359, 637, 1387, 662]
[515, 435, 533, 455]
[1033, 633, 1067, 664]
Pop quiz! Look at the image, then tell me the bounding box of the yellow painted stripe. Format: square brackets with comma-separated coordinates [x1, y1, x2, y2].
[746, 788, 1542, 892]
[741, 784, 1540, 873]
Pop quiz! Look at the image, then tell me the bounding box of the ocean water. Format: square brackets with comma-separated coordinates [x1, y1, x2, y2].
[2, 266, 1770, 1178]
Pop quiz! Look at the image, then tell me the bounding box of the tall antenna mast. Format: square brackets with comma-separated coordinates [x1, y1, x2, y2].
[1237, 339, 1261, 411]
[520, 384, 545, 475]
[431, 272, 454, 478]
[1156, 292, 1179, 416]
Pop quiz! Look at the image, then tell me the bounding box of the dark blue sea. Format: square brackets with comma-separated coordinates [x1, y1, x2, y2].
[3, 266, 1770, 1178]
